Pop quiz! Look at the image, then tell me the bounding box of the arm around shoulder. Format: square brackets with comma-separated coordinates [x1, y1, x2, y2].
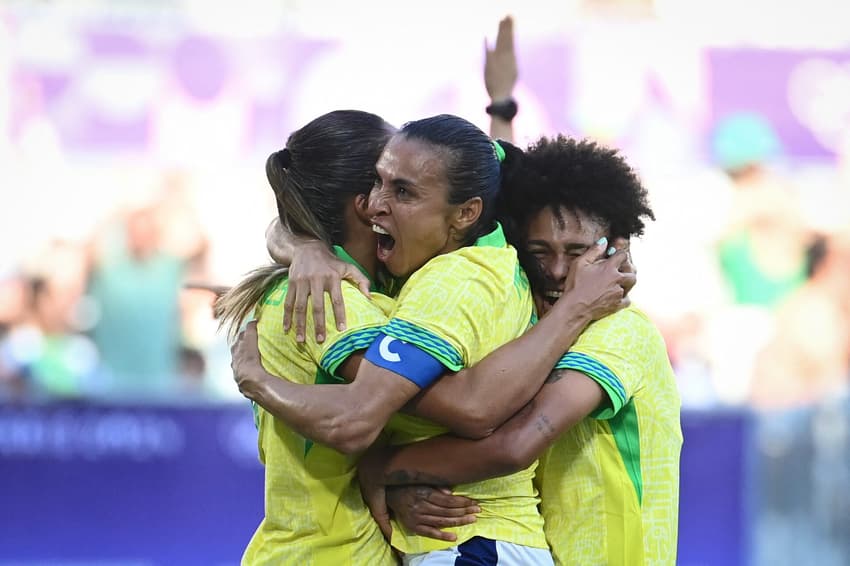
[379, 369, 607, 487]
[404, 298, 594, 439]
[316, 355, 423, 454]
[232, 324, 420, 455]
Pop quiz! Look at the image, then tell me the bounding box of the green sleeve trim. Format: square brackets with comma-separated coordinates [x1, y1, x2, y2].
[319, 326, 381, 375]
[382, 318, 463, 371]
[555, 352, 626, 419]
[320, 327, 383, 375]
[608, 399, 643, 505]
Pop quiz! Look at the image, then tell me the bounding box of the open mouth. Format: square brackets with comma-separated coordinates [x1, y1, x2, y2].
[372, 224, 396, 258]
[543, 290, 563, 306]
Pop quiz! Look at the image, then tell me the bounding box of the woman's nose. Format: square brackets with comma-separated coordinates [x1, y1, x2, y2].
[547, 255, 570, 283]
[368, 188, 389, 216]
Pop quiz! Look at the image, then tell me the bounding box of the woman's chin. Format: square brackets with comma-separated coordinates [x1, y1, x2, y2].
[384, 257, 406, 278]
[535, 296, 552, 317]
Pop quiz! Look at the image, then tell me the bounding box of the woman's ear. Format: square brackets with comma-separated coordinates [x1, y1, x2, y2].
[353, 193, 370, 221]
[450, 196, 483, 240]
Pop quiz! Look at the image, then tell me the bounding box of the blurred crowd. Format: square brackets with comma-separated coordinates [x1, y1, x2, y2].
[644, 112, 850, 413]
[0, 171, 236, 401]
[0, 2, 848, 414]
[1, 116, 847, 413]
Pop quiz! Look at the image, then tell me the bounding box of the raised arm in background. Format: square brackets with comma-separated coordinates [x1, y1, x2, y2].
[484, 16, 518, 143]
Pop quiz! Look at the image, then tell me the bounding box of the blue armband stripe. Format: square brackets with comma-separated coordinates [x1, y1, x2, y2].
[364, 332, 446, 389]
[382, 319, 463, 371]
[555, 352, 627, 405]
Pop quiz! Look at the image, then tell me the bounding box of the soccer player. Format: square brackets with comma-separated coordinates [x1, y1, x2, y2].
[228, 115, 635, 564]
[215, 110, 399, 565]
[356, 136, 683, 566]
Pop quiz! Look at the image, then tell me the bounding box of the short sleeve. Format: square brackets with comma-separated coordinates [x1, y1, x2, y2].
[301, 285, 393, 375]
[554, 307, 653, 419]
[382, 253, 516, 371]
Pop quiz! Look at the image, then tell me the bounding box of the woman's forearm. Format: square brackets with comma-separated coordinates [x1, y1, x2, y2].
[376, 371, 602, 487]
[239, 357, 421, 455]
[372, 402, 543, 488]
[266, 217, 321, 266]
[265, 217, 292, 264]
[405, 299, 592, 438]
[240, 366, 369, 454]
[372, 436, 513, 488]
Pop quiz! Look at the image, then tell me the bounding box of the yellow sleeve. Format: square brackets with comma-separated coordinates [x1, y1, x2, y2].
[384, 249, 529, 371]
[303, 285, 393, 375]
[554, 307, 662, 418]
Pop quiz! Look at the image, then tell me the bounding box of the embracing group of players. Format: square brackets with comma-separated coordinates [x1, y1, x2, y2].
[215, 106, 682, 566]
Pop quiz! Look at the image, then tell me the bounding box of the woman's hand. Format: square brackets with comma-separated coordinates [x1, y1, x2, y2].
[566, 241, 634, 322]
[385, 485, 480, 542]
[611, 237, 637, 296]
[541, 237, 635, 320]
[484, 16, 518, 103]
[357, 447, 395, 540]
[229, 321, 272, 400]
[357, 446, 479, 542]
[283, 241, 371, 343]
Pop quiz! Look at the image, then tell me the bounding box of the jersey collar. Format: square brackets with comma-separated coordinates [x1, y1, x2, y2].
[474, 222, 508, 248]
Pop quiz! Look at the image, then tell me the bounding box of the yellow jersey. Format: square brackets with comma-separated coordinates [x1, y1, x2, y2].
[242, 247, 398, 566]
[537, 306, 682, 566]
[382, 224, 547, 554]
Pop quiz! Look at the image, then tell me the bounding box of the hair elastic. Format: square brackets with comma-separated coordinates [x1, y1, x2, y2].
[492, 140, 506, 162]
[278, 148, 292, 169]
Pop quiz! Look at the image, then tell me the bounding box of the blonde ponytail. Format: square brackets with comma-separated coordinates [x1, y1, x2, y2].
[213, 264, 290, 339]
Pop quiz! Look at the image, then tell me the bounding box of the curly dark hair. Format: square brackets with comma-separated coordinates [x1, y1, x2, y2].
[500, 135, 655, 242]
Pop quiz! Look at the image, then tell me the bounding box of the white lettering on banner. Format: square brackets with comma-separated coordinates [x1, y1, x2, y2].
[0, 408, 185, 460]
[217, 413, 264, 468]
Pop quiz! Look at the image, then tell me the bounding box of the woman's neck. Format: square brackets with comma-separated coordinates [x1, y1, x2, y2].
[338, 199, 380, 281]
[339, 235, 378, 282]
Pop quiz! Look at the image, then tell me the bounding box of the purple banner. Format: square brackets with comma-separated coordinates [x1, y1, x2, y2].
[9, 22, 849, 162]
[707, 49, 850, 159]
[0, 402, 751, 564]
[0, 402, 263, 564]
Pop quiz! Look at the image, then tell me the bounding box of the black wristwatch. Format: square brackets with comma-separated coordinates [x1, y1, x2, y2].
[485, 97, 518, 122]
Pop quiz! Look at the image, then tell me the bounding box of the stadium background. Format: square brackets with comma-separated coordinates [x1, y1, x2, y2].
[1, 1, 848, 564]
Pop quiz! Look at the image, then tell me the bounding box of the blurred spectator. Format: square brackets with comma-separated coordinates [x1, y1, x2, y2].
[155, 170, 226, 397]
[86, 194, 207, 398]
[685, 113, 814, 406]
[712, 112, 811, 309]
[23, 275, 99, 397]
[2, 169, 222, 402]
[0, 241, 99, 399]
[0, 273, 33, 398]
[750, 230, 850, 409]
[749, 229, 850, 565]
